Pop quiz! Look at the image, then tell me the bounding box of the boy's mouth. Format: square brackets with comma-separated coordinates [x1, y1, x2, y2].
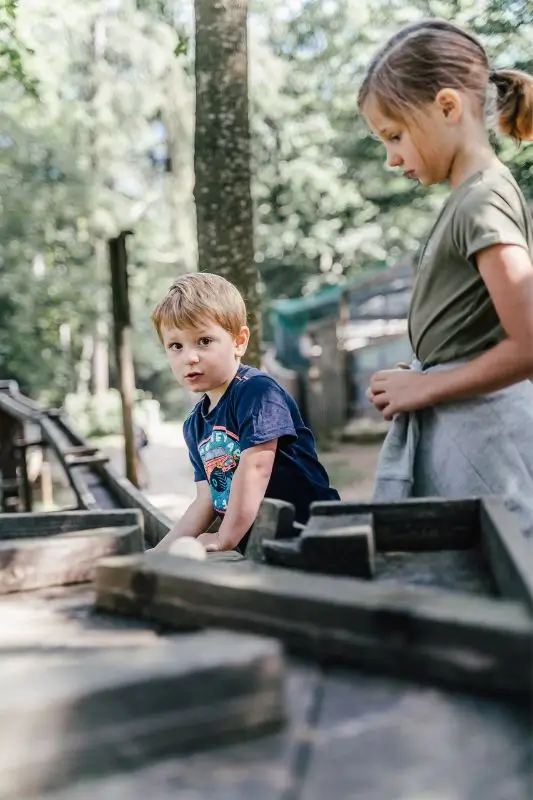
[185, 371, 203, 380]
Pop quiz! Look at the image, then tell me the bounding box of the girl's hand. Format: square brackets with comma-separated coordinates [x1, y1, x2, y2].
[366, 369, 434, 420]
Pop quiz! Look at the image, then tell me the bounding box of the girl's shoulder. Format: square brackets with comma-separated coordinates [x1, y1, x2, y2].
[451, 163, 532, 255]
[461, 163, 527, 216]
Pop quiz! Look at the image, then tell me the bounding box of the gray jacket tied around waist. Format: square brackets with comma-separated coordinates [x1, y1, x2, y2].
[373, 360, 533, 538]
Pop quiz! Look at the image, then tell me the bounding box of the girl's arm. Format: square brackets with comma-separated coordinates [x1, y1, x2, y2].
[427, 243, 533, 403]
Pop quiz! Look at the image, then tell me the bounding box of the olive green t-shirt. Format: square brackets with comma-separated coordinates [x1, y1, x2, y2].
[408, 163, 533, 367]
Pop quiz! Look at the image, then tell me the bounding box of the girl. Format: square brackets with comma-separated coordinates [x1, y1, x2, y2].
[359, 19, 533, 536]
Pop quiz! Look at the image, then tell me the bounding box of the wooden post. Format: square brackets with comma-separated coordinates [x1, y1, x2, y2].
[0, 413, 22, 512]
[39, 457, 54, 509]
[108, 231, 138, 487]
[14, 438, 33, 512]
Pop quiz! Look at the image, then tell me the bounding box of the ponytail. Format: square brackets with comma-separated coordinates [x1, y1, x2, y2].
[489, 69, 533, 142]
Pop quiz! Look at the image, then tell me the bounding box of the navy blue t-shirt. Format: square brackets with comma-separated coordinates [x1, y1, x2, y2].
[183, 365, 339, 545]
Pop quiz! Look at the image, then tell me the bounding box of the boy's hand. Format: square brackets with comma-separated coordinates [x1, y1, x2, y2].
[197, 532, 221, 552]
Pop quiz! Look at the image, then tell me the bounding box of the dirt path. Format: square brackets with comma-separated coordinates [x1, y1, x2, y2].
[100, 422, 381, 522]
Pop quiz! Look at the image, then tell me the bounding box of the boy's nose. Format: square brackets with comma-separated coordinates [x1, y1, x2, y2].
[186, 349, 200, 364]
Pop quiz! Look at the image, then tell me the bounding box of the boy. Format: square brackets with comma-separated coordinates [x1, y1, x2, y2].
[151, 272, 340, 554]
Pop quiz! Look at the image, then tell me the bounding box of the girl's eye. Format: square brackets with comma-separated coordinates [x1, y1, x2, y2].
[199, 337, 213, 346]
[389, 134, 402, 142]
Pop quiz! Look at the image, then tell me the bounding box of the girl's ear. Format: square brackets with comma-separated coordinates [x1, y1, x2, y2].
[435, 88, 463, 123]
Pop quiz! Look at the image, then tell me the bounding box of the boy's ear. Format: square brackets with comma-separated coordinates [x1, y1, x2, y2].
[234, 325, 250, 358]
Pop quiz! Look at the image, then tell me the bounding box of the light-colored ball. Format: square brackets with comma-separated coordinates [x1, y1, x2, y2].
[168, 537, 207, 561]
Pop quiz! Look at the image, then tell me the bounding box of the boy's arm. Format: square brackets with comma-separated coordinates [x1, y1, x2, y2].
[199, 441, 277, 552]
[153, 480, 215, 552]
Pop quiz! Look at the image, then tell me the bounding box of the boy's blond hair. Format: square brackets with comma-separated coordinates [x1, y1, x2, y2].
[152, 272, 247, 341]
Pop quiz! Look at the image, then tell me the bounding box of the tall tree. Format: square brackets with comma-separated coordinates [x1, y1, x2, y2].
[194, 0, 261, 366]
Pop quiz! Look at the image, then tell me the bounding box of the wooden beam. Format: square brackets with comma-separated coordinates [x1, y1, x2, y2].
[0, 525, 144, 593]
[310, 499, 480, 551]
[479, 497, 533, 613]
[0, 630, 284, 798]
[95, 554, 533, 697]
[65, 454, 110, 468]
[0, 509, 143, 539]
[245, 499, 295, 562]
[108, 231, 138, 487]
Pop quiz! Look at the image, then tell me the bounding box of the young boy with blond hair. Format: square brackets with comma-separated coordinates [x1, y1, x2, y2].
[151, 272, 339, 554]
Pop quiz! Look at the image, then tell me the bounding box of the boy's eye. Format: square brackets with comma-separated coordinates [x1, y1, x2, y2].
[168, 343, 182, 351]
[199, 337, 213, 346]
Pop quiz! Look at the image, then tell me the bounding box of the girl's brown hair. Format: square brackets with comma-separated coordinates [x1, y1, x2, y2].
[358, 19, 533, 142]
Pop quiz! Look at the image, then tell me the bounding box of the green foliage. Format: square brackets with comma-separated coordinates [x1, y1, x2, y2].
[0, 0, 195, 404]
[0, 0, 531, 411]
[0, 0, 38, 96]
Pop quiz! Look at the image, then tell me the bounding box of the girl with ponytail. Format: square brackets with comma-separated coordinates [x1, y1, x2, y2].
[359, 20, 533, 535]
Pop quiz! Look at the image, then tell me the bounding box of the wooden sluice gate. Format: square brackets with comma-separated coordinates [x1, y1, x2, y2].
[0, 382, 530, 799]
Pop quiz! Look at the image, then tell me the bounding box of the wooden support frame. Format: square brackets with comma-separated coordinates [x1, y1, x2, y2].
[0, 509, 143, 539]
[95, 497, 533, 698]
[0, 630, 284, 798]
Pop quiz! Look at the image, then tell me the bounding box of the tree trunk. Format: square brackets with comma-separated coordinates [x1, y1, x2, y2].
[193, 0, 261, 367]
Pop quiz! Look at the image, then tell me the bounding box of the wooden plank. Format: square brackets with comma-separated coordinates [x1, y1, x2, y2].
[0, 509, 143, 539]
[39, 416, 100, 510]
[23, 660, 318, 800]
[310, 498, 480, 550]
[0, 525, 143, 594]
[245, 499, 295, 562]
[300, 523, 375, 578]
[0, 630, 285, 799]
[63, 445, 100, 458]
[263, 519, 375, 579]
[65, 454, 110, 468]
[95, 554, 533, 696]
[374, 549, 495, 595]
[299, 666, 530, 800]
[480, 497, 533, 612]
[0, 587, 314, 800]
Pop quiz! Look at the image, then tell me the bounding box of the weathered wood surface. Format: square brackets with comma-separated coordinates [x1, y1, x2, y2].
[0, 600, 284, 798]
[0, 526, 143, 593]
[1, 586, 529, 800]
[263, 513, 375, 578]
[95, 554, 533, 696]
[0, 509, 143, 539]
[299, 667, 530, 800]
[480, 497, 533, 611]
[3, 587, 528, 800]
[310, 498, 479, 550]
[374, 549, 495, 595]
[245, 499, 295, 562]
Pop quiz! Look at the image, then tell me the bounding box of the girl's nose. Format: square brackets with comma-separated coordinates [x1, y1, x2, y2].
[387, 151, 403, 169]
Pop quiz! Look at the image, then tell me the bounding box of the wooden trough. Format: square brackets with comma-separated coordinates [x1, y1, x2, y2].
[0, 382, 531, 799]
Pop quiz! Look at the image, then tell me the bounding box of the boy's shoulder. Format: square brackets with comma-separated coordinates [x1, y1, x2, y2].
[183, 397, 204, 432]
[232, 365, 288, 397]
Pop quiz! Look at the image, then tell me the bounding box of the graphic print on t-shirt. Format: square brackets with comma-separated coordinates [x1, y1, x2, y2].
[198, 426, 241, 513]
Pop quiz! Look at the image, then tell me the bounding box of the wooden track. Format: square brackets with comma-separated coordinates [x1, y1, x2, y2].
[0, 381, 170, 546]
[1, 382, 532, 798]
[0, 586, 528, 800]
